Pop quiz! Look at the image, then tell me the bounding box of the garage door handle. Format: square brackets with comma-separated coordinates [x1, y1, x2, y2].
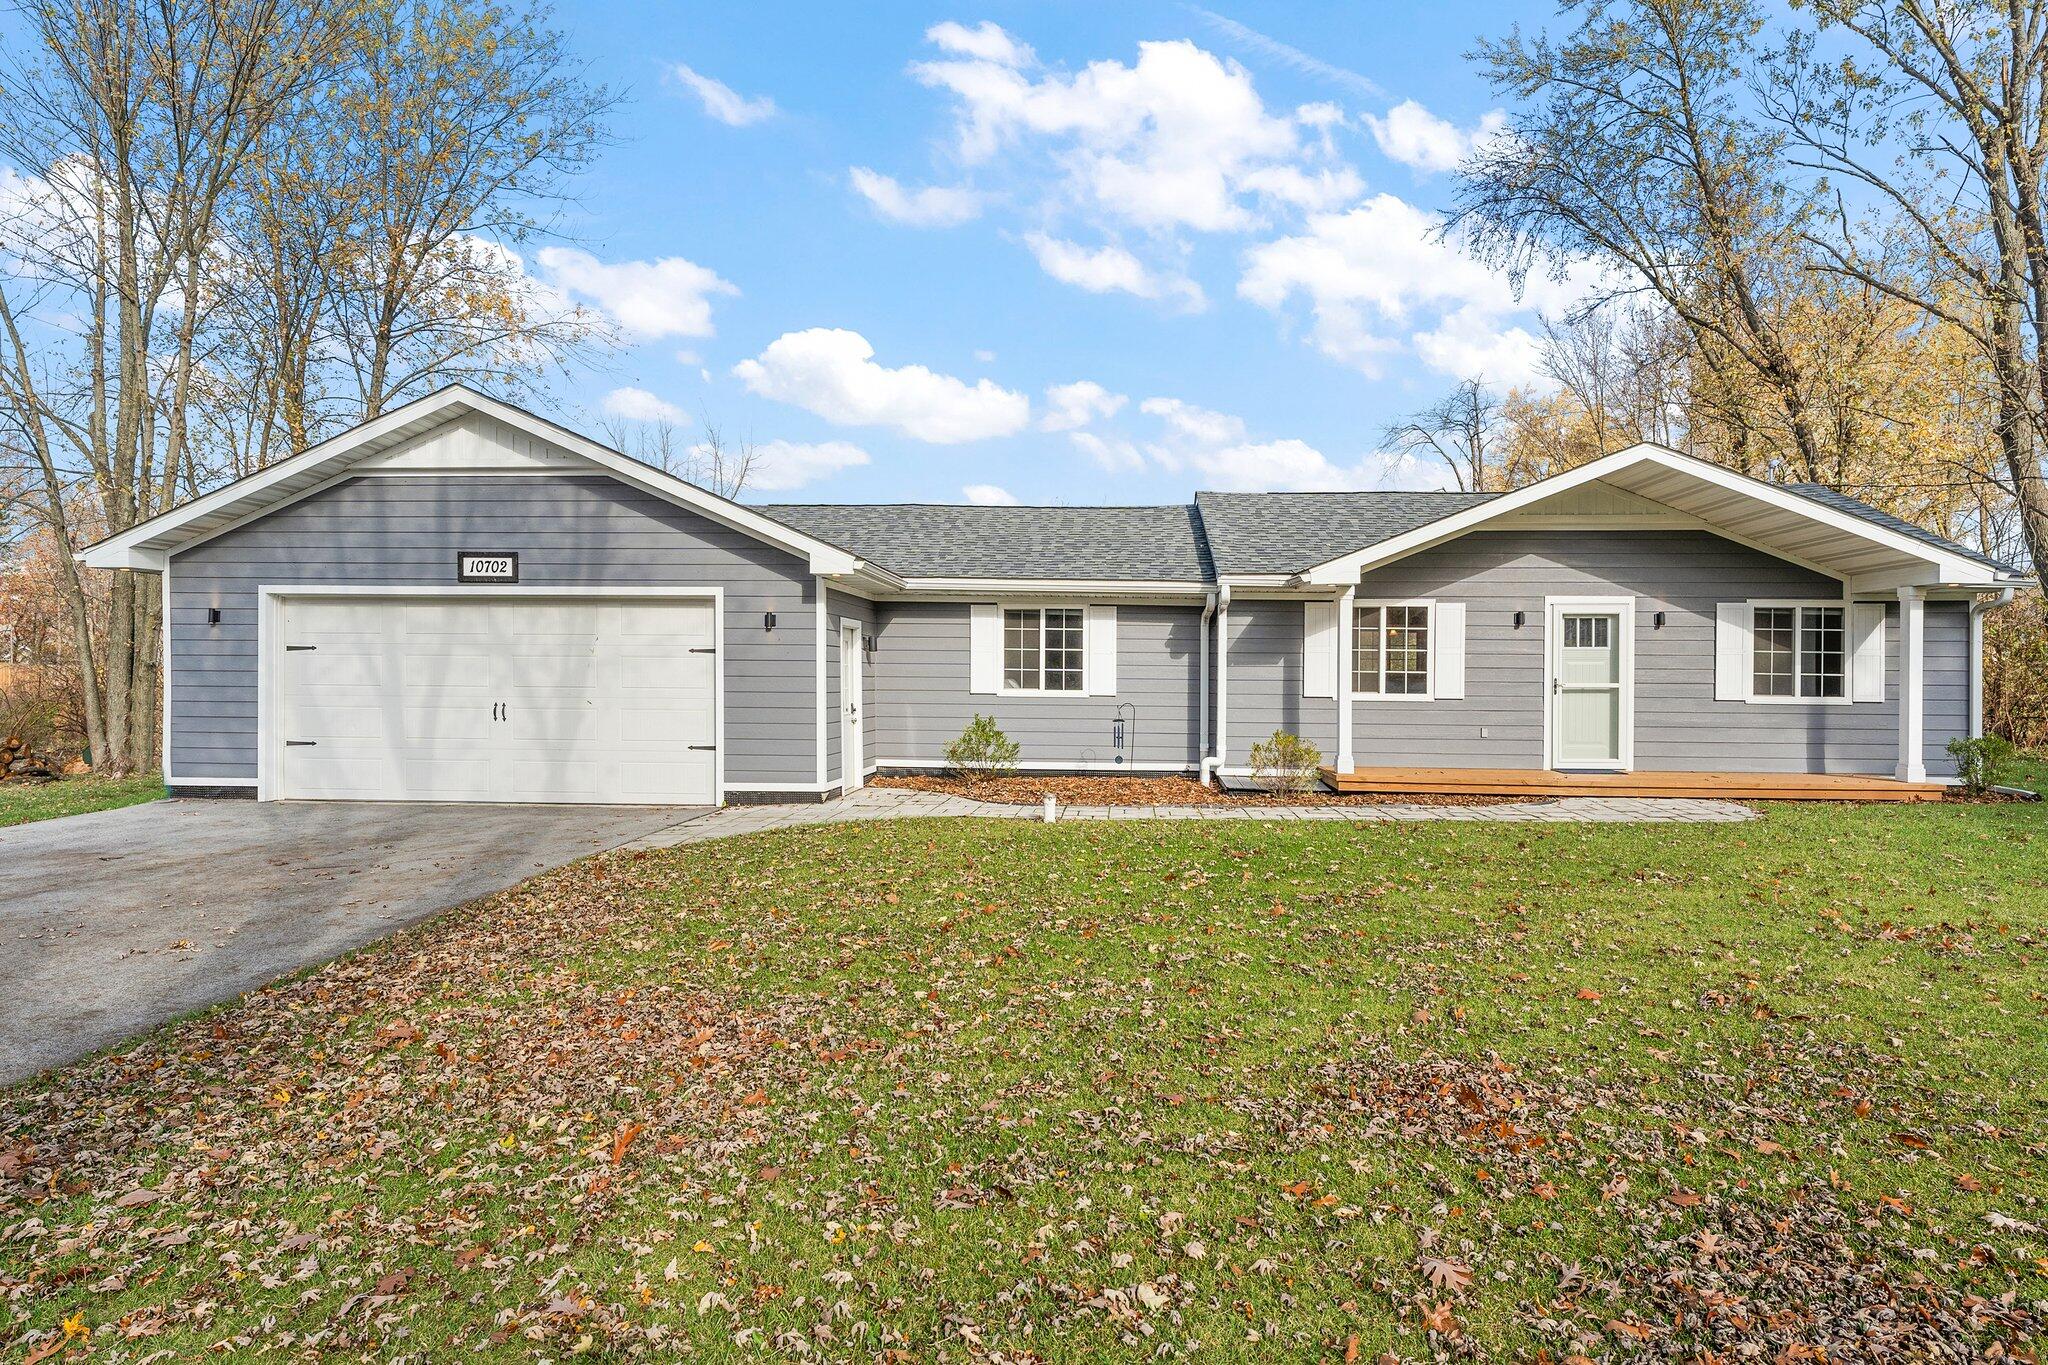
[285, 740, 317, 747]
[286, 644, 316, 652]
[689, 646, 716, 653]
[689, 744, 717, 751]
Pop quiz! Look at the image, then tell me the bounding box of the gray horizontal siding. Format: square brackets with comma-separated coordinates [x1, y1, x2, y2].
[167, 473, 819, 787]
[1224, 531, 1971, 777]
[872, 601, 1204, 768]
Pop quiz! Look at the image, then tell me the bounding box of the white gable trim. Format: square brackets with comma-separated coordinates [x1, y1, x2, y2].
[1295, 444, 2005, 589]
[79, 386, 864, 576]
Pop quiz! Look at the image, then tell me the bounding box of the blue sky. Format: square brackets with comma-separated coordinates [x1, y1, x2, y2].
[512, 2, 1573, 504]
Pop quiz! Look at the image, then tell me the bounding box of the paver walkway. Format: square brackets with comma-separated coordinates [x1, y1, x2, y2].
[625, 785, 1754, 849]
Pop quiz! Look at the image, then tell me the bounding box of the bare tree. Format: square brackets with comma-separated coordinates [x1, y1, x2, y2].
[1764, 0, 2048, 574]
[1452, 0, 1836, 481]
[1380, 379, 1510, 491]
[324, 0, 616, 418]
[685, 421, 758, 500]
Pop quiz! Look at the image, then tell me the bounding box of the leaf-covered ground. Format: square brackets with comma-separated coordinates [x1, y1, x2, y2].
[0, 775, 161, 828]
[3, 800, 2044, 1362]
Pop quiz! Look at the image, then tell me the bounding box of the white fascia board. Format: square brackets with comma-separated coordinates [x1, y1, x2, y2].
[78, 384, 865, 577]
[1294, 444, 1973, 586]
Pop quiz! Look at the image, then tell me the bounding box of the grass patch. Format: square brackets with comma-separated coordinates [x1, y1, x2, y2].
[3, 800, 2044, 1360]
[0, 773, 162, 828]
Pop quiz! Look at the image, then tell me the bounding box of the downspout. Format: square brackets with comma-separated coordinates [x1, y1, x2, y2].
[1969, 587, 2016, 739]
[1200, 585, 1230, 786]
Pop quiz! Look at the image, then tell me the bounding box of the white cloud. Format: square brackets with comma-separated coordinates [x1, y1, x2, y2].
[1041, 380, 1127, 431]
[1364, 99, 1506, 175]
[849, 167, 983, 227]
[1024, 234, 1205, 309]
[914, 37, 1324, 234]
[962, 482, 1020, 504]
[1069, 430, 1146, 473]
[672, 63, 777, 126]
[602, 387, 687, 424]
[732, 327, 1031, 443]
[1238, 193, 1596, 381]
[1139, 396, 1245, 447]
[536, 247, 736, 340]
[734, 439, 869, 491]
[926, 20, 1035, 68]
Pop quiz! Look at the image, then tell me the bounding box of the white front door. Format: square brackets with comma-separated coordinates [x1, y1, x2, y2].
[1549, 603, 1631, 770]
[275, 596, 717, 804]
[839, 619, 864, 791]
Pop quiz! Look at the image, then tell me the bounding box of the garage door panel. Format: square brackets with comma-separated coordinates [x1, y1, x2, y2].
[276, 596, 716, 805]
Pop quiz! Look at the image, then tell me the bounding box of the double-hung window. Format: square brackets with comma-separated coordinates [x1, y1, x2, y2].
[1751, 604, 1845, 699]
[1352, 603, 1431, 696]
[1004, 607, 1083, 692]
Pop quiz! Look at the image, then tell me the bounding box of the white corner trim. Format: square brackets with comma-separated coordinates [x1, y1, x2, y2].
[253, 584, 726, 804]
[814, 580, 828, 786]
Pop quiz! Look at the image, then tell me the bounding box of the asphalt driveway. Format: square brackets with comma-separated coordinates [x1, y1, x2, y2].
[0, 799, 711, 1084]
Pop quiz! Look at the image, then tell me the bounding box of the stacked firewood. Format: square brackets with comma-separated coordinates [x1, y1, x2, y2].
[0, 734, 59, 781]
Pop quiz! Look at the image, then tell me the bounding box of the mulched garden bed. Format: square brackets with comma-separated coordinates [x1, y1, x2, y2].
[869, 773, 1548, 807]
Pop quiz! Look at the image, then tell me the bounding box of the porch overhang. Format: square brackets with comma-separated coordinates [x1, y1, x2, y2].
[1293, 445, 2030, 594]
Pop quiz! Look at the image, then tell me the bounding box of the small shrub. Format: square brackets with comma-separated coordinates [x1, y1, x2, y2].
[1946, 735, 2016, 795]
[945, 714, 1019, 782]
[1248, 729, 1322, 792]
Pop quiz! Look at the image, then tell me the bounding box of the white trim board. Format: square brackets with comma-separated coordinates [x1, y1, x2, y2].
[253, 584, 725, 805]
[873, 758, 1195, 773]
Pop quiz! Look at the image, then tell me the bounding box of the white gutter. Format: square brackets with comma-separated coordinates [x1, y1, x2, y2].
[1200, 585, 1230, 786]
[1969, 587, 2016, 738]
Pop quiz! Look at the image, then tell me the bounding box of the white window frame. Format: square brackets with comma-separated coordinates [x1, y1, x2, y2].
[999, 603, 1088, 696]
[1745, 599, 1851, 706]
[1350, 598, 1435, 702]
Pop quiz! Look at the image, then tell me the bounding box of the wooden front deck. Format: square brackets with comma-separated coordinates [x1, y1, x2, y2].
[1319, 766, 1948, 802]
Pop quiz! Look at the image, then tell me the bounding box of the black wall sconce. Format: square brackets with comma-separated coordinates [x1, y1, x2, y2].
[1512, 610, 1525, 628]
[1653, 610, 1666, 630]
[207, 607, 221, 626]
[763, 611, 777, 631]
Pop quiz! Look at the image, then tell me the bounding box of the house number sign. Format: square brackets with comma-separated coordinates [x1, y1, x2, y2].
[457, 551, 519, 583]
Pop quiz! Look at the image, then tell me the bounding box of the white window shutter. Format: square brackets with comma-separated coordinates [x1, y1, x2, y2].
[1715, 602, 1749, 701]
[1434, 602, 1466, 699]
[1850, 603, 1886, 702]
[1302, 601, 1336, 698]
[1085, 605, 1117, 695]
[969, 603, 1001, 694]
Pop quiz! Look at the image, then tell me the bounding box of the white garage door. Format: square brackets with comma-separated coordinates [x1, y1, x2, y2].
[275, 596, 716, 804]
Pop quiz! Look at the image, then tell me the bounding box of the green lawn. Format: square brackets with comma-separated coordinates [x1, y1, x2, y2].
[3, 800, 2044, 1361]
[0, 773, 162, 828]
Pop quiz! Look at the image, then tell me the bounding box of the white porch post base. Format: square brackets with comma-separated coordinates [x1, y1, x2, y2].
[1335, 585, 1355, 773]
[1896, 586, 1927, 783]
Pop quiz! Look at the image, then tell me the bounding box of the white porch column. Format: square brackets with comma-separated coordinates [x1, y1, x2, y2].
[1335, 585, 1355, 773]
[1896, 586, 1926, 783]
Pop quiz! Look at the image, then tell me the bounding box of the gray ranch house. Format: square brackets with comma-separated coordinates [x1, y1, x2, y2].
[81, 386, 2030, 805]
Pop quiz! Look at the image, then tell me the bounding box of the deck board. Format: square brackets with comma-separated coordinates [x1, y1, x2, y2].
[1319, 766, 1947, 802]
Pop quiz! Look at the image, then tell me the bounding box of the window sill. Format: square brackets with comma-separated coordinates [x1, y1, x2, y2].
[1740, 694, 1852, 707]
[1348, 692, 1436, 703]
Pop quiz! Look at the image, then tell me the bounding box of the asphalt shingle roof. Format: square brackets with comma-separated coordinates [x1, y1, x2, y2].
[757, 502, 1215, 581]
[1785, 484, 2025, 576]
[753, 483, 2023, 583]
[1193, 490, 1499, 576]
